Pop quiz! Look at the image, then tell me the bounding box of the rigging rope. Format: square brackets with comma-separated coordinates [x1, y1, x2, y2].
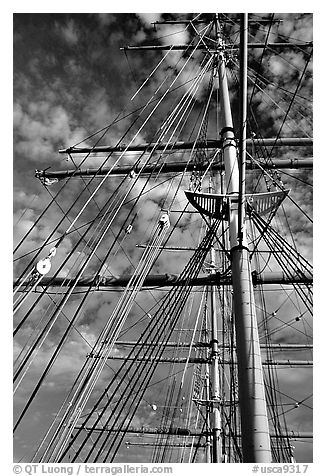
[38, 214, 170, 462]
[50, 219, 220, 463]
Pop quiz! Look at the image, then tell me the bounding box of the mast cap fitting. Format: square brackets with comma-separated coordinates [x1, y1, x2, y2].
[220, 126, 234, 136]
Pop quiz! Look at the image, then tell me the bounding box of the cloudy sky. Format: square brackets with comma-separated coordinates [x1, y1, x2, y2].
[12, 10, 314, 465]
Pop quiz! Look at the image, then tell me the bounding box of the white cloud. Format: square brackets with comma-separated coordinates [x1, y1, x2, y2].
[60, 19, 79, 45]
[137, 13, 161, 26]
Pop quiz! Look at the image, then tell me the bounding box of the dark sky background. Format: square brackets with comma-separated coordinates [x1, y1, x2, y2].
[11, 9, 316, 467]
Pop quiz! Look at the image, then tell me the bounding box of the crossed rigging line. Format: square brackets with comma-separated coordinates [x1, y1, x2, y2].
[14, 13, 313, 463]
[40, 221, 220, 463]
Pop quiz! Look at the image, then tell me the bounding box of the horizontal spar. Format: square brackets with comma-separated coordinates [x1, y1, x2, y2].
[36, 158, 313, 180]
[121, 42, 312, 51]
[72, 425, 204, 437]
[58, 138, 313, 154]
[123, 442, 205, 448]
[88, 355, 209, 363]
[152, 19, 284, 25]
[231, 431, 313, 439]
[87, 354, 313, 366]
[114, 341, 313, 350]
[14, 272, 313, 289]
[72, 426, 313, 439]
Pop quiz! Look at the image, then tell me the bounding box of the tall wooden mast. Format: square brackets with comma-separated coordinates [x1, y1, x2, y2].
[186, 13, 273, 461]
[217, 14, 271, 462]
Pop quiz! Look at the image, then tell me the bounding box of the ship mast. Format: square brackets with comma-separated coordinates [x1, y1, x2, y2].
[208, 176, 221, 463]
[217, 14, 271, 462]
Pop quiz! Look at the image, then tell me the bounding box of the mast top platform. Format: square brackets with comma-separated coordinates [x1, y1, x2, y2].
[185, 189, 289, 220]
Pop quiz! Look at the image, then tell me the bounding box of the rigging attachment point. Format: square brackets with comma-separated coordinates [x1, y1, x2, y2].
[35, 247, 57, 276]
[159, 213, 170, 228]
[49, 247, 57, 257]
[35, 169, 58, 186]
[36, 257, 52, 275]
